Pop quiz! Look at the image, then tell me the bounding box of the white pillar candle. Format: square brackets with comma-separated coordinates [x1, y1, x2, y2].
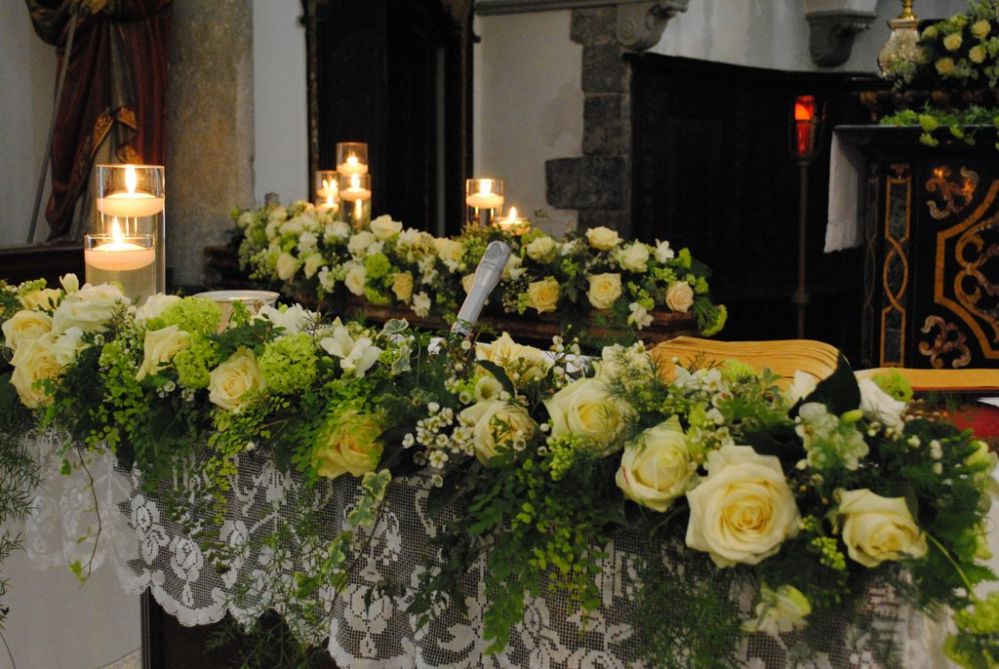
[96, 165, 165, 218]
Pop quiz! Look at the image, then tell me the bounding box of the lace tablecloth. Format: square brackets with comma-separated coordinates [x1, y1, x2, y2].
[22, 430, 953, 669]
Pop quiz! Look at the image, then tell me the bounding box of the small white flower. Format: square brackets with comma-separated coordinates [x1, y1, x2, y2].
[412, 292, 431, 317]
[627, 302, 653, 329]
[654, 239, 675, 263]
[929, 440, 942, 460]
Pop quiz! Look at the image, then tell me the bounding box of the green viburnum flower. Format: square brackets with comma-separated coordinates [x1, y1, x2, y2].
[945, 592, 999, 669]
[795, 402, 869, 471]
[157, 297, 222, 336]
[870, 369, 913, 403]
[258, 333, 318, 394]
[173, 335, 220, 389]
[363, 252, 392, 280]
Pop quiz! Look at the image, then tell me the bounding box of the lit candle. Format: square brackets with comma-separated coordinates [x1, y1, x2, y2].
[465, 178, 504, 210]
[337, 153, 369, 176]
[340, 173, 372, 202]
[496, 206, 529, 235]
[317, 177, 339, 213]
[84, 218, 156, 271]
[97, 165, 165, 219]
[793, 95, 817, 157]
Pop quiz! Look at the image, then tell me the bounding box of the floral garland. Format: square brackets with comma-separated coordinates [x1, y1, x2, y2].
[231, 202, 728, 336]
[1, 276, 997, 667]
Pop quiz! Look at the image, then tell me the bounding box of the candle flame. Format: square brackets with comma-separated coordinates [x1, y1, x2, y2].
[506, 206, 518, 221]
[350, 173, 361, 189]
[326, 192, 335, 207]
[794, 96, 815, 121]
[478, 179, 494, 196]
[125, 165, 138, 194]
[322, 178, 337, 194]
[111, 217, 124, 242]
[347, 154, 359, 167]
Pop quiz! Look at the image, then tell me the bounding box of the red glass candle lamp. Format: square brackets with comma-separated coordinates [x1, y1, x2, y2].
[790, 95, 824, 163]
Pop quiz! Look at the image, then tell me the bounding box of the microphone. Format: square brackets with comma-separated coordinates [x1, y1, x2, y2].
[452, 240, 511, 336]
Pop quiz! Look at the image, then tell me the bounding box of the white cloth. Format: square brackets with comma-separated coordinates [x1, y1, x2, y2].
[825, 130, 865, 253]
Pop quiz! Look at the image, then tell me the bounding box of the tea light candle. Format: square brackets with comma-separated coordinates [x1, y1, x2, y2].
[340, 173, 372, 202]
[465, 179, 504, 209]
[337, 153, 369, 176]
[84, 219, 155, 271]
[96, 165, 165, 219]
[496, 206, 529, 235]
[316, 174, 339, 213]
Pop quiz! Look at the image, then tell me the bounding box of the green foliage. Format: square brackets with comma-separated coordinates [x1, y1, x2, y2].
[881, 106, 999, 152]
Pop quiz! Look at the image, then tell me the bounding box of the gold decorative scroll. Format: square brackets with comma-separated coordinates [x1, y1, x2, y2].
[926, 165, 978, 220]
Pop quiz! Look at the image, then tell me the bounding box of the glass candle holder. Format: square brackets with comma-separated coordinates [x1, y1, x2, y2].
[465, 177, 504, 227]
[338, 173, 372, 230]
[336, 142, 369, 176]
[315, 169, 340, 215]
[495, 206, 530, 236]
[95, 164, 166, 292]
[84, 230, 156, 302]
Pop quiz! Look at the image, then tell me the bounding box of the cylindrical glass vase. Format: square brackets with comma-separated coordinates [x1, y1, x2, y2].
[338, 173, 372, 230]
[336, 142, 369, 176]
[465, 177, 504, 227]
[315, 169, 340, 215]
[84, 232, 156, 302]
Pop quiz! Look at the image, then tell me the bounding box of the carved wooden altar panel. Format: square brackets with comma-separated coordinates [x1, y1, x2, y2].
[844, 126, 999, 369]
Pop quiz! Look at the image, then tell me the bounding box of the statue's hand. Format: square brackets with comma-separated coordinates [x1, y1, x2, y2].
[74, 0, 109, 15]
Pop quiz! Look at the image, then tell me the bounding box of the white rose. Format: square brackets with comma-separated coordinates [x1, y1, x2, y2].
[2, 310, 52, 353]
[525, 277, 560, 314]
[391, 272, 414, 304]
[10, 333, 63, 408]
[544, 376, 631, 451]
[51, 283, 128, 334]
[276, 252, 299, 281]
[344, 262, 367, 296]
[134, 294, 182, 325]
[857, 378, 907, 429]
[615, 242, 650, 273]
[50, 326, 88, 367]
[587, 273, 622, 310]
[526, 236, 558, 263]
[136, 325, 191, 381]
[502, 254, 525, 281]
[434, 238, 464, 272]
[369, 215, 403, 241]
[616, 418, 696, 512]
[837, 489, 927, 568]
[19, 288, 61, 311]
[348, 230, 376, 257]
[665, 281, 695, 313]
[459, 399, 536, 465]
[685, 445, 800, 567]
[325, 220, 351, 241]
[303, 252, 325, 279]
[208, 348, 265, 412]
[258, 304, 316, 334]
[412, 292, 431, 317]
[585, 226, 621, 251]
[297, 230, 318, 254]
[476, 332, 553, 382]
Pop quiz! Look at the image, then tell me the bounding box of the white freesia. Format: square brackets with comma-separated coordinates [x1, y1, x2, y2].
[51, 283, 129, 334]
[60, 274, 80, 293]
[319, 324, 383, 378]
[257, 304, 317, 334]
[370, 215, 403, 241]
[742, 585, 812, 635]
[685, 445, 800, 567]
[627, 302, 653, 329]
[135, 294, 182, 325]
[476, 332, 553, 382]
[857, 377, 907, 429]
[654, 240, 675, 263]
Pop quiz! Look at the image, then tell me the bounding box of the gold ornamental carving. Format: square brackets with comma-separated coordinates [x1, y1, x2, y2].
[934, 178, 999, 362]
[926, 166, 978, 220]
[918, 315, 972, 369]
[880, 164, 911, 366]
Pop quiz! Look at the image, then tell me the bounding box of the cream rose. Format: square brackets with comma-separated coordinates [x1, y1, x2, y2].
[936, 57, 956, 75]
[943, 32, 963, 51]
[665, 281, 695, 313]
[837, 489, 927, 568]
[19, 288, 61, 311]
[10, 333, 62, 408]
[2, 310, 52, 353]
[348, 230, 376, 257]
[312, 407, 384, 479]
[525, 277, 560, 314]
[585, 226, 621, 251]
[391, 272, 414, 304]
[525, 235, 558, 263]
[476, 332, 552, 382]
[587, 273, 622, 310]
[208, 348, 265, 412]
[615, 242, 650, 273]
[460, 399, 536, 464]
[742, 585, 812, 635]
[344, 262, 367, 296]
[134, 294, 181, 325]
[685, 445, 800, 567]
[544, 376, 630, 451]
[136, 325, 192, 381]
[969, 44, 987, 64]
[616, 418, 696, 512]
[369, 215, 403, 241]
[51, 283, 128, 334]
[275, 252, 299, 281]
[971, 19, 991, 39]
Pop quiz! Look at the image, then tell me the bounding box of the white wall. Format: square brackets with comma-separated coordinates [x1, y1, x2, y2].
[252, 0, 308, 205]
[0, 3, 57, 247]
[474, 11, 583, 237]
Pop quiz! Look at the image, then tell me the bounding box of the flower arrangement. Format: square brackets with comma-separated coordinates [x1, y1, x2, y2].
[1, 276, 997, 667]
[231, 202, 727, 336]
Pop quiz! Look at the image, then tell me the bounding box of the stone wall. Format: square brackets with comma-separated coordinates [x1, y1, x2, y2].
[166, 0, 255, 286]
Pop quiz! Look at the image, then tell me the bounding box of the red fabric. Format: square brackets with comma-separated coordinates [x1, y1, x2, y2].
[949, 404, 999, 440]
[27, 0, 171, 239]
